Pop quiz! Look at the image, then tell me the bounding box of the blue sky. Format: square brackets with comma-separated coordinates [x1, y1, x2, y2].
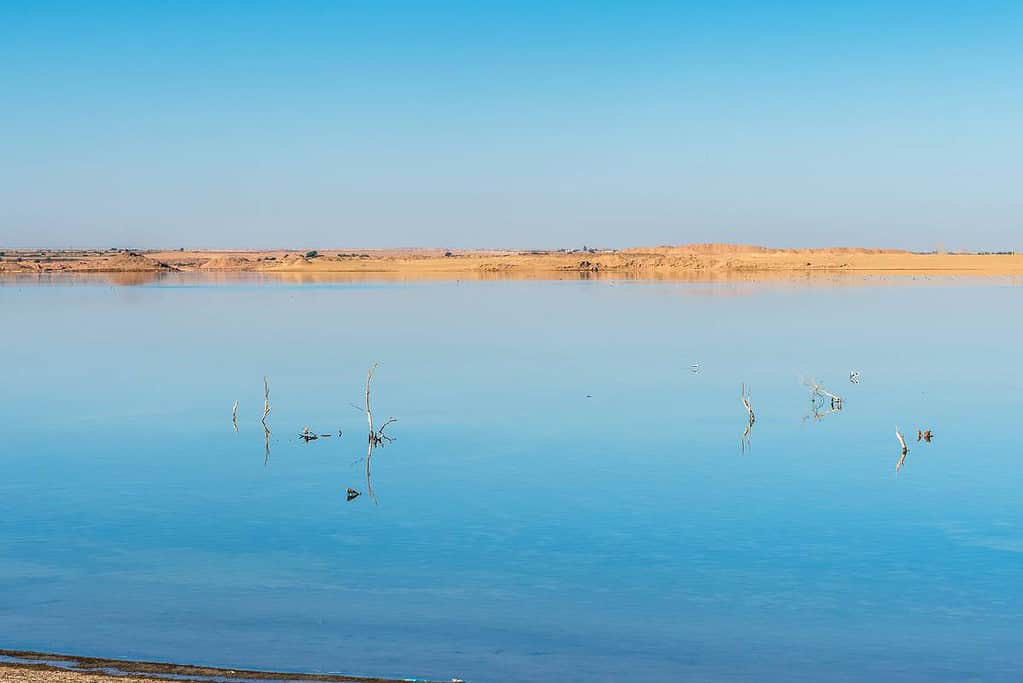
[1, 1, 1020, 250]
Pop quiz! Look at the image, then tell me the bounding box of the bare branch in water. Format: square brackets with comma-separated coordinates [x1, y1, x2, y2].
[740, 383, 755, 423]
[895, 426, 909, 472]
[232, 400, 238, 433]
[262, 377, 271, 465]
[300, 426, 318, 442]
[377, 417, 398, 443]
[365, 364, 377, 438]
[802, 377, 843, 422]
[364, 363, 397, 446]
[261, 377, 271, 427]
[802, 376, 843, 404]
[346, 487, 361, 502]
[361, 363, 398, 503]
[740, 383, 755, 452]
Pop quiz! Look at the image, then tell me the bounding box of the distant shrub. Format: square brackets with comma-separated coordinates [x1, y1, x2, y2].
[444, 251, 453, 257]
[305, 250, 319, 258]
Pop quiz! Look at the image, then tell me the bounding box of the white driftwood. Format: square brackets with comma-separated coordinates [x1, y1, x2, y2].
[740, 384, 755, 452]
[365, 363, 397, 446]
[895, 426, 909, 472]
[262, 377, 271, 426]
[261, 377, 271, 465]
[365, 363, 377, 438]
[232, 400, 238, 432]
[740, 383, 755, 423]
[803, 377, 843, 403]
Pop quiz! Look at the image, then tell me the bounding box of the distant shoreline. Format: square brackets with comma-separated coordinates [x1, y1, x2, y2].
[0, 649, 444, 683]
[1, 245, 1021, 279]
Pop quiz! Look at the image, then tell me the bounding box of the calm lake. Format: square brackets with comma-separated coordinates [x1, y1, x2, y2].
[2, 274, 1022, 682]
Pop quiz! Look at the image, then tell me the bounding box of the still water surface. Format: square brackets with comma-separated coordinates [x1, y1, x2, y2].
[1, 275, 1022, 682]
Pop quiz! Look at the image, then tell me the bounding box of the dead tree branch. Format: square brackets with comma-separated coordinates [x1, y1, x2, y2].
[802, 377, 843, 420]
[262, 377, 271, 465]
[740, 383, 755, 452]
[232, 400, 238, 433]
[262, 377, 271, 426]
[895, 426, 909, 472]
[365, 363, 396, 446]
[365, 364, 376, 436]
[361, 363, 398, 504]
[740, 383, 755, 424]
[803, 377, 843, 405]
[377, 417, 398, 443]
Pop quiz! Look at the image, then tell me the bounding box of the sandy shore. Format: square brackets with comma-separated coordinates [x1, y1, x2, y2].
[0, 666, 172, 683]
[1, 245, 1020, 280]
[0, 650, 446, 683]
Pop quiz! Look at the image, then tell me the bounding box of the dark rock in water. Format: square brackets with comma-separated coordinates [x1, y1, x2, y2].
[346, 488, 361, 501]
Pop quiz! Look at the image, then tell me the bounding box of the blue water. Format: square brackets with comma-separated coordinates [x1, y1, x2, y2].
[1, 275, 1022, 682]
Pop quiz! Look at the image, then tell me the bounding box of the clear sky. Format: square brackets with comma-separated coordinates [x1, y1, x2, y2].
[1, 1, 1020, 250]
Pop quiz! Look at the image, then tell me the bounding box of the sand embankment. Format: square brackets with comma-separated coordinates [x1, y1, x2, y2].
[2, 245, 1021, 279]
[0, 650, 439, 683]
[0, 251, 176, 274]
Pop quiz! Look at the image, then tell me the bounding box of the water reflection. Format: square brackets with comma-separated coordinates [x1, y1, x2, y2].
[364, 438, 378, 504]
[263, 427, 271, 465]
[802, 378, 844, 423]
